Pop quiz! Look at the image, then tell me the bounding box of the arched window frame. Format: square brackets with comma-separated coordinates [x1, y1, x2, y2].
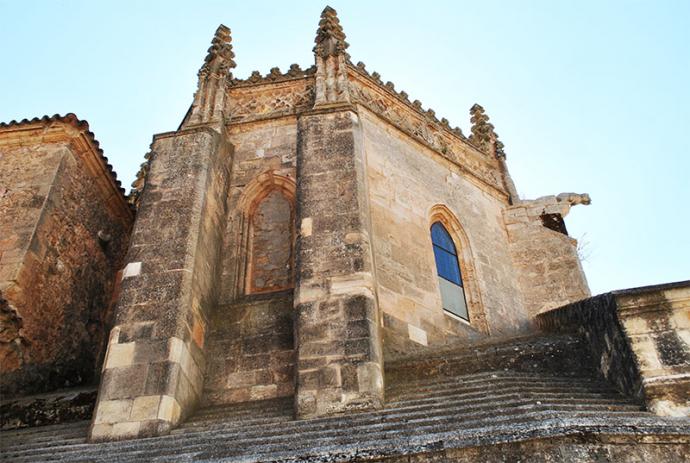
[429, 205, 489, 334]
[231, 171, 297, 298]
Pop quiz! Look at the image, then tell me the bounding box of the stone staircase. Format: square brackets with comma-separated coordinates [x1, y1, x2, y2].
[2, 334, 688, 462]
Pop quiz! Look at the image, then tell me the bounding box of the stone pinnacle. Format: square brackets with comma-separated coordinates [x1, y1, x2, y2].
[200, 24, 236, 76]
[314, 6, 349, 58]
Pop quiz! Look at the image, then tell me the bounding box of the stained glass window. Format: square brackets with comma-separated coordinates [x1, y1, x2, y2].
[431, 222, 468, 320]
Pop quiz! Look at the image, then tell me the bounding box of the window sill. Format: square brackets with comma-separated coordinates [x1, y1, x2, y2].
[444, 309, 471, 325]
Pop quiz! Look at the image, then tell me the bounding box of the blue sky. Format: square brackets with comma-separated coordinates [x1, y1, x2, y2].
[1, 0, 688, 295]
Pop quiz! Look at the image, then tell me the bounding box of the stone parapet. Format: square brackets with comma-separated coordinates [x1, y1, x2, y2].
[615, 282, 690, 416]
[537, 281, 690, 417]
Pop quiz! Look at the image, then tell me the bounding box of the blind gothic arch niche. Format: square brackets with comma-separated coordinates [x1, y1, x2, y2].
[234, 171, 296, 297]
[429, 205, 489, 334]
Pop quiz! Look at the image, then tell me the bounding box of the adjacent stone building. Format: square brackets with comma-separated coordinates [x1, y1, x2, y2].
[0, 115, 133, 396]
[1, 6, 688, 462]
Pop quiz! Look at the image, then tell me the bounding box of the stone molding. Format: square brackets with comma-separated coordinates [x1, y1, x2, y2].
[347, 67, 507, 198]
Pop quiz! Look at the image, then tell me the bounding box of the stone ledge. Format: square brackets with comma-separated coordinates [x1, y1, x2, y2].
[0, 387, 97, 430]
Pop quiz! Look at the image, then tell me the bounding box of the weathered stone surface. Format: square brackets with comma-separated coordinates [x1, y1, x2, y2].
[294, 108, 383, 418]
[505, 193, 591, 317]
[362, 109, 527, 346]
[0, 116, 132, 397]
[0, 387, 96, 430]
[247, 190, 293, 293]
[2, 337, 689, 462]
[538, 281, 690, 417]
[90, 125, 231, 441]
[203, 291, 295, 406]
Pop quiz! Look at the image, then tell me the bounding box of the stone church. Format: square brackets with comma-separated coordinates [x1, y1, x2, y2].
[1, 6, 688, 462]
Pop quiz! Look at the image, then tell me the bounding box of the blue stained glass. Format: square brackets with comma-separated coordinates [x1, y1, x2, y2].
[431, 223, 457, 254]
[433, 246, 463, 286]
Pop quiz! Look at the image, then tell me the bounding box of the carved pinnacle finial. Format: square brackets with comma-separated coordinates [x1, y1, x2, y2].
[199, 24, 236, 77]
[314, 6, 349, 58]
[469, 104, 505, 158]
[185, 25, 236, 127]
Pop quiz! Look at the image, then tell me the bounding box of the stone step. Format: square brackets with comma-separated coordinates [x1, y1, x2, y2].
[385, 369, 607, 393]
[1, 406, 652, 461]
[179, 378, 627, 432]
[3, 333, 686, 463]
[389, 383, 623, 406]
[0, 368, 637, 447]
[11, 409, 681, 463]
[386, 378, 620, 404]
[232, 415, 690, 463]
[1, 392, 646, 461]
[0, 421, 89, 445]
[186, 402, 293, 424]
[169, 396, 639, 445]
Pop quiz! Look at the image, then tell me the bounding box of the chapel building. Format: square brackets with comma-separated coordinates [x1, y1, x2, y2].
[1, 6, 688, 462]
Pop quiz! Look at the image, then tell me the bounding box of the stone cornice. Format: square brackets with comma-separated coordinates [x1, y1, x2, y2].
[0, 114, 133, 222]
[220, 62, 508, 199]
[348, 62, 468, 141]
[346, 65, 507, 197]
[615, 281, 690, 313]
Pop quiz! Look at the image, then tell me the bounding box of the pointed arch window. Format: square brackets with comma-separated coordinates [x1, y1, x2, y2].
[431, 222, 468, 321]
[246, 189, 294, 294]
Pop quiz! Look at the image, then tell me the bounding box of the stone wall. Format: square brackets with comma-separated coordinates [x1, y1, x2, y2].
[0, 121, 132, 397]
[537, 293, 643, 400]
[204, 118, 297, 406]
[360, 109, 530, 352]
[203, 291, 294, 406]
[538, 281, 690, 417]
[615, 282, 690, 417]
[0, 144, 64, 383]
[505, 195, 590, 317]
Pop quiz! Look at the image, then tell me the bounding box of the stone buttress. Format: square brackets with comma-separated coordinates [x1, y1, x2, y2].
[293, 6, 384, 418]
[88, 27, 234, 441]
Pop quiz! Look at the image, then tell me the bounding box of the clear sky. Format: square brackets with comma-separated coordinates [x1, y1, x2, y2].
[1, 0, 688, 295]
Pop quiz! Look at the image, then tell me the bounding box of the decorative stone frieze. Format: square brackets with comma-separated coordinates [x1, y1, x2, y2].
[347, 70, 507, 196]
[227, 78, 314, 123]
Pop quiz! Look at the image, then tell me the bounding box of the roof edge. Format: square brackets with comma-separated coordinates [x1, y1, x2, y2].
[0, 113, 133, 219]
